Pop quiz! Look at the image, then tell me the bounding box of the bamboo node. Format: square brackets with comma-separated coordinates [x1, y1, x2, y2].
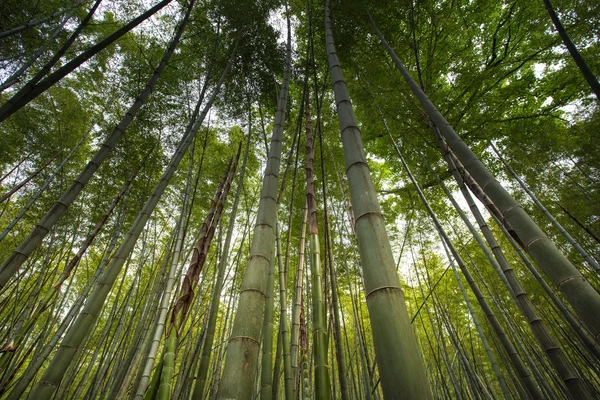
[239, 288, 266, 298]
[480, 177, 497, 191]
[502, 204, 523, 220]
[557, 275, 586, 288]
[366, 285, 402, 299]
[345, 160, 369, 175]
[229, 335, 260, 346]
[524, 235, 549, 251]
[354, 210, 383, 224]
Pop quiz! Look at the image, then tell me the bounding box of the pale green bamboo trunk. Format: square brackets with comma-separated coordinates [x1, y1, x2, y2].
[324, 2, 432, 398]
[260, 249, 277, 400]
[370, 16, 600, 345]
[275, 223, 294, 400]
[216, 7, 291, 398]
[304, 89, 331, 400]
[291, 203, 308, 399]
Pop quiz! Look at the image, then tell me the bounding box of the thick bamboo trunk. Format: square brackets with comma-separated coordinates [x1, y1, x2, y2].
[370, 16, 600, 345]
[325, 3, 431, 398]
[216, 7, 291, 398]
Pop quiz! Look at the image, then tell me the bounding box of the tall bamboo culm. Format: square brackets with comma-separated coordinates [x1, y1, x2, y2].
[325, 2, 432, 398]
[304, 90, 332, 400]
[369, 15, 600, 343]
[216, 5, 292, 397]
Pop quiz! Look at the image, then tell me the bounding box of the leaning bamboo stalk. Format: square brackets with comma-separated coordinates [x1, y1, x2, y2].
[6, 0, 103, 98]
[0, 152, 58, 203]
[0, 0, 173, 122]
[369, 15, 600, 344]
[0, 118, 96, 242]
[0, 0, 86, 40]
[26, 40, 237, 399]
[558, 204, 600, 246]
[0, 1, 188, 288]
[5, 189, 132, 400]
[491, 142, 600, 275]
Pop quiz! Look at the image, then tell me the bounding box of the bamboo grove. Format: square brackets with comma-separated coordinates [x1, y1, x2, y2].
[0, 0, 599, 398]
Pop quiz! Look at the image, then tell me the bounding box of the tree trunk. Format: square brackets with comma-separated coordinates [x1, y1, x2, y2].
[216, 6, 291, 397]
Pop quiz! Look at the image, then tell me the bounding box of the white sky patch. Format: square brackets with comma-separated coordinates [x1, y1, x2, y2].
[268, 7, 298, 53]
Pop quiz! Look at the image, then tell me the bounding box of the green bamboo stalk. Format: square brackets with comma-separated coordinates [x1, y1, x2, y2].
[0, 0, 186, 288]
[0, 0, 86, 40]
[291, 203, 308, 399]
[304, 90, 332, 400]
[0, 0, 174, 123]
[369, 15, 600, 344]
[541, 0, 600, 100]
[275, 222, 293, 400]
[558, 204, 600, 246]
[135, 168, 195, 399]
[324, 3, 431, 398]
[260, 249, 277, 400]
[216, 6, 292, 397]
[491, 143, 600, 275]
[144, 357, 164, 400]
[318, 112, 350, 400]
[191, 110, 252, 400]
[26, 41, 237, 399]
